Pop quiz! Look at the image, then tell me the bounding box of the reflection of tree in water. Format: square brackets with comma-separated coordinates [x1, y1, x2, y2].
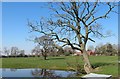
[3, 68, 6, 71]
[31, 69, 61, 77]
[2, 69, 17, 72]
[10, 69, 17, 72]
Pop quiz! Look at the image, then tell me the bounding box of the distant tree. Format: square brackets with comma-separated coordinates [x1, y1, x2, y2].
[95, 47, 98, 55]
[106, 43, 112, 55]
[11, 47, 19, 57]
[106, 43, 117, 56]
[19, 50, 25, 57]
[95, 43, 117, 56]
[64, 46, 74, 55]
[31, 45, 41, 57]
[35, 35, 54, 60]
[112, 44, 118, 54]
[0, 48, 2, 57]
[95, 44, 107, 55]
[48, 47, 58, 56]
[53, 44, 64, 56]
[3, 47, 10, 57]
[100, 45, 106, 55]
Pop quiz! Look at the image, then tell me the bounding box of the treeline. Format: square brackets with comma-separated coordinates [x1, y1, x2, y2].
[0, 46, 75, 58]
[94, 43, 118, 56]
[0, 43, 118, 58]
[0, 47, 27, 58]
[31, 45, 74, 57]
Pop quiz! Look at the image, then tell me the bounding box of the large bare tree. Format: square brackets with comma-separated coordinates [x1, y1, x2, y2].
[28, 1, 117, 73]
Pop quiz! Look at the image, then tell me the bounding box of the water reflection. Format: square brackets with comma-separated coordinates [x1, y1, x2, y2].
[10, 68, 17, 72]
[31, 68, 76, 77]
[2, 68, 76, 77]
[2, 68, 17, 72]
[31, 69, 60, 77]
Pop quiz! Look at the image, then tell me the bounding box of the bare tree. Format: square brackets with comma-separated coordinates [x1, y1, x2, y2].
[31, 45, 41, 57]
[64, 46, 74, 55]
[19, 50, 25, 57]
[95, 44, 106, 55]
[28, 2, 117, 73]
[11, 47, 19, 57]
[53, 44, 64, 56]
[34, 35, 54, 60]
[3, 47, 10, 57]
[0, 48, 2, 57]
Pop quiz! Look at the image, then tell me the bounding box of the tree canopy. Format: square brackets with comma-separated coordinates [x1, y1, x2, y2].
[34, 35, 54, 60]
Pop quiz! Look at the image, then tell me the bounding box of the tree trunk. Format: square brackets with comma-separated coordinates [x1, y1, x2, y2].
[44, 55, 47, 60]
[82, 50, 93, 74]
[42, 51, 47, 60]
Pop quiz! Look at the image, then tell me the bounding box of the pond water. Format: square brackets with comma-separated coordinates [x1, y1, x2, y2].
[1, 68, 76, 77]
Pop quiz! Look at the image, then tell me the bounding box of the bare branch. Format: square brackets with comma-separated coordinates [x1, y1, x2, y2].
[88, 3, 116, 26]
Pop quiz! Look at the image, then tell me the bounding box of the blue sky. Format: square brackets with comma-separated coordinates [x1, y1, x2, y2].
[0, 2, 2, 51]
[2, 2, 118, 54]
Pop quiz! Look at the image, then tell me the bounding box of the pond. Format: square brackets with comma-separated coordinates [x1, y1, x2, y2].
[1, 68, 77, 77]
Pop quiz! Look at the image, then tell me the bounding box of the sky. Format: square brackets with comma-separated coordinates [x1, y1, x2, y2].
[1, 0, 120, 2]
[0, 2, 2, 51]
[1, 2, 118, 54]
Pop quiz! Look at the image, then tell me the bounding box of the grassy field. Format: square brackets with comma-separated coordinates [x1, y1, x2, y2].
[1, 56, 118, 77]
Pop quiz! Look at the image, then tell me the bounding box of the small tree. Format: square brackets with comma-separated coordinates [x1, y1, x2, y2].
[31, 45, 41, 57]
[35, 35, 54, 60]
[48, 47, 58, 56]
[64, 46, 74, 54]
[106, 44, 112, 54]
[11, 47, 19, 57]
[0, 48, 2, 57]
[3, 47, 10, 57]
[19, 50, 25, 57]
[53, 44, 64, 56]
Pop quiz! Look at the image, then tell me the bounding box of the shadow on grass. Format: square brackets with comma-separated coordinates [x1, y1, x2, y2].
[92, 62, 115, 68]
[47, 57, 65, 60]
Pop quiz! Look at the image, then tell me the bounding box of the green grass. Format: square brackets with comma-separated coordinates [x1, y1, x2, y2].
[1, 56, 118, 77]
[0, 58, 2, 68]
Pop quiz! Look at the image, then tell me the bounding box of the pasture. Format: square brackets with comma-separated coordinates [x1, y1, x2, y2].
[1, 56, 118, 76]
